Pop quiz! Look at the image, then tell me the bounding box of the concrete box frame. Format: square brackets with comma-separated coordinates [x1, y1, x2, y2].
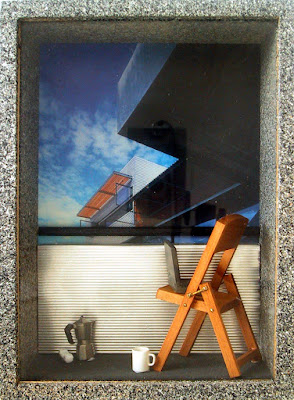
[0, 1, 293, 399]
[18, 18, 277, 379]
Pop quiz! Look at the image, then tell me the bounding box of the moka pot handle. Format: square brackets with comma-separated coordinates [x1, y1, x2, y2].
[64, 323, 75, 344]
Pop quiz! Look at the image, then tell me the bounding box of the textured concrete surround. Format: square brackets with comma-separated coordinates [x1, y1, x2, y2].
[0, 0, 293, 399]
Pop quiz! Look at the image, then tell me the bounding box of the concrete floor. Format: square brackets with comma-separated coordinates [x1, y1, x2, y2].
[24, 353, 272, 381]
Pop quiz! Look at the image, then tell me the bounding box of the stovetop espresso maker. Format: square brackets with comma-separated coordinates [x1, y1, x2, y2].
[65, 315, 95, 361]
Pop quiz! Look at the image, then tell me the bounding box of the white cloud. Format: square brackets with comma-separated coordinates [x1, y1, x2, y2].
[39, 84, 60, 118]
[66, 109, 138, 168]
[38, 89, 177, 225]
[38, 193, 83, 227]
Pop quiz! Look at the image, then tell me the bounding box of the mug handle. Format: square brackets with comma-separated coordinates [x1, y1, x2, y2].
[148, 353, 156, 367]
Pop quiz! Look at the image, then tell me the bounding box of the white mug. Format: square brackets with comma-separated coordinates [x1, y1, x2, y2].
[132, 346, 156, 373]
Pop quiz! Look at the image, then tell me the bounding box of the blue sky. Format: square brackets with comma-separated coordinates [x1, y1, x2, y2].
[38, 44, 176, 226]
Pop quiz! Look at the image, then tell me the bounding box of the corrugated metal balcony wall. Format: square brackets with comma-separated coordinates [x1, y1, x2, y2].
[38, 244, 260, 354]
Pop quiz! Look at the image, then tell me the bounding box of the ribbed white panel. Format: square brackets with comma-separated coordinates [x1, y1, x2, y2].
[110, 211, 134, 227]
[38, 244, 260, 354]
[120, 156, 166, 196]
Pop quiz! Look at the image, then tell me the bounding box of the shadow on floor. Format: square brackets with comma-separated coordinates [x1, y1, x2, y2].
[23, 353, 272, 381]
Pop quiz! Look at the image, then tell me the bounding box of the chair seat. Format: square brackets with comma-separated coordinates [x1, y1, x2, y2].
[156, 285, 240, 314]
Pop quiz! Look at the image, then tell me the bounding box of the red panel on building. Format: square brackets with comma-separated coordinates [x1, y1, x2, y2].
[78, 172, 131, 218]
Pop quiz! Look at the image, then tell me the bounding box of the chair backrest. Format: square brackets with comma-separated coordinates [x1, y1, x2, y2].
[212, 214, 249, 255]
[187, 214, 249, 294]
[164, 240, 181, 291]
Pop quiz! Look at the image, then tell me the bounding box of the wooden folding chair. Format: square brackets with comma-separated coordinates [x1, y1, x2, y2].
[154, 214, 261, 378]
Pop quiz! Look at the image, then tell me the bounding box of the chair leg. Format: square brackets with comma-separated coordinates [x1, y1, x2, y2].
[153, 303, 191, 371]
[201, 282, 241, 378]
[223, 274, 262, 362]
[179, 311, 206, 356]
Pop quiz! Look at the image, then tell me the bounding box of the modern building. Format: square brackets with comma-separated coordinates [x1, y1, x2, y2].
[78, 156, 167, 227]
[116, 43, 260, 228]
[79, 43, 260, 230]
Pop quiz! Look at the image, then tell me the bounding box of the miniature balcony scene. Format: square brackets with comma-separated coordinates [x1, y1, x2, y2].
[18, 20, 278, 381]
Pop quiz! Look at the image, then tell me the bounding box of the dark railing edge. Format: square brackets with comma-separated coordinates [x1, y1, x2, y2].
[38, 226, 260, 237]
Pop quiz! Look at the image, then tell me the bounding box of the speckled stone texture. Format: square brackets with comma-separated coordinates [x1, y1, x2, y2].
[259, 27, 278, 375]
[0, 1, 293, 399]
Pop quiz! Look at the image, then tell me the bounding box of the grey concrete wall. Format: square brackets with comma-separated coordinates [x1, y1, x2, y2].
[18, 21, 40, 379]
[259, 28, 278, 377]
[0, 2, 293, 399]
[19, 19, 277, 380]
